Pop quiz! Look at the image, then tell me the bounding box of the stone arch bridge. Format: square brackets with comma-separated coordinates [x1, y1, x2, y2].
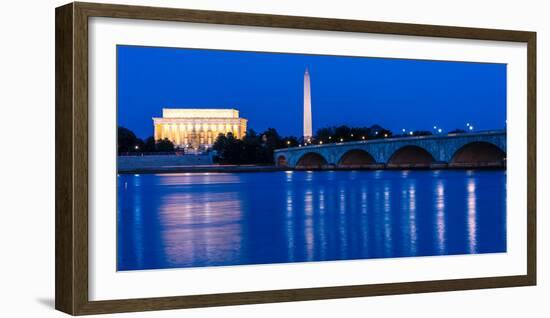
[274, 130, 506, 169]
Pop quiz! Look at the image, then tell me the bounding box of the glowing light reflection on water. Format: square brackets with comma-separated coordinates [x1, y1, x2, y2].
[117, 170, 506, 271]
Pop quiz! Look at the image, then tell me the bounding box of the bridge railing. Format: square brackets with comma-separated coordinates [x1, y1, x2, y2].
[274, 129, 506, 152]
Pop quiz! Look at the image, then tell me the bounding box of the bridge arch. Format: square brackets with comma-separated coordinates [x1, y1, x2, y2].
[338, 149, 376, 168]
[277, 155, 288, 167]
[450, 142, 506, 168]
[387, 145, 435, 168]
[296, 152, 328, 169]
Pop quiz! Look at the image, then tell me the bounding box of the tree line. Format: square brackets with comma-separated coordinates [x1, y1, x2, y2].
[212, 124, 474, 164]
[212, 124, 397, 164]
[212, 128, 297, 164]
[119, 124, 470, 162]
[118, 126, 175, 154]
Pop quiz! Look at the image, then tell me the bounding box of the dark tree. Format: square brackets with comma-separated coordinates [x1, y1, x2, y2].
[334, 125, 353, 141]
[241, 129, 264, 163]
[262, 128, 282, 149]
[118, 127, 176, 155]
[315, 127, 334, 142]
[281, 136, 299, 147]
[411, 130, 433, 136]
[117, 126, 143, 154]
[143, 136, 157, 152]
[213, 128, 289, 165]
[315, 124, 393, 142]
[155, 138, 175, 152]
[213, 132, 244, 164]
[449, 129, 466, 134]
[368, 124, 393, 139]
[212, 133, 226, 163]
[350, 127, 372, 140]
[259, 128, 284, 161]
[376, 128, 393, 138]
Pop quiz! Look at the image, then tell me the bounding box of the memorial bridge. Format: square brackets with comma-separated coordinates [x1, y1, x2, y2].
[274, 130, 506, 169]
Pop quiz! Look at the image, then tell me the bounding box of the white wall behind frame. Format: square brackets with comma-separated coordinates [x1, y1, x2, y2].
[0, 0, 547, 318]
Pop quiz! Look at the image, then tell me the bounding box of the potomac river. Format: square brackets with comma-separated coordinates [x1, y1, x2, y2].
[117, 170, 506, 271]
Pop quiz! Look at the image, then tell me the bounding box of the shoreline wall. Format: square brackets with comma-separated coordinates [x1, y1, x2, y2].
[118, 154, 214, 172]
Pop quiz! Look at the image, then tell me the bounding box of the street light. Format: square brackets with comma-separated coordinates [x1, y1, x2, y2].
[362, 136, 365, 140]
[469, 126, 474, 131]
[409, 131, 413, 135]
[134, 145, 139, 150]
[340, 138, 344, 142]
[319, 141, 323, 145]
[437, 128, 442, 133]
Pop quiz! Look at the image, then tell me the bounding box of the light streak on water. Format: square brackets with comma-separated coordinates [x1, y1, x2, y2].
[117, 170, 505, 271]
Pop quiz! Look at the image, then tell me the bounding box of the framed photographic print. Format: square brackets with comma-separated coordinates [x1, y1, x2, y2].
[55, 2, 536, 315]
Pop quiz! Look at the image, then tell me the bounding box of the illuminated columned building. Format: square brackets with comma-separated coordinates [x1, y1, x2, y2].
[153, 108, 247, 150]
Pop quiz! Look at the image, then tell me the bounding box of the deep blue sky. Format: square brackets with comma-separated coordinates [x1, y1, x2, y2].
[117, 45, 506, 139]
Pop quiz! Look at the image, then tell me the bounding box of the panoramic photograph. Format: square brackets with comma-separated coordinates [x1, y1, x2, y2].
[116, 45, 507, 271]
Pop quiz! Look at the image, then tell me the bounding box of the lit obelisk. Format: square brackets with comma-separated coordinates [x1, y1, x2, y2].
[303, 67, 312, 141]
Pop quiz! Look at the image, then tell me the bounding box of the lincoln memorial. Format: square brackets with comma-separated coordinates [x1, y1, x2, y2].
[153, 108, 247, 151]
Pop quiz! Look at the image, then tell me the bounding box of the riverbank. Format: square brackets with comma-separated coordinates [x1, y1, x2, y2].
[118, 163, 505, 174]
[118, 164, 285, 174]
[118, 154, 504, 174]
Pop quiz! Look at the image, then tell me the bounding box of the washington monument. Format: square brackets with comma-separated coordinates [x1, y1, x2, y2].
[303, 67, 312, 140]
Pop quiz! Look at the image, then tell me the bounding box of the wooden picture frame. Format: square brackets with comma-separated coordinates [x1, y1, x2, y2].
[55, 2, 536, 315]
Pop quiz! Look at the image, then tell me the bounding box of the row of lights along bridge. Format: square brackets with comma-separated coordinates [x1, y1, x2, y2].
[294, 123, 476, 148]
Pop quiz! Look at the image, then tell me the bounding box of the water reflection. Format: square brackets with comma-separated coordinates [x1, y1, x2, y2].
[158, 191, 243, 268]
[360, 186, 369, 256]
[383, 183, 393, 257]
[318, 189, 327, 259]
[399, 175, 417, 257]
[408, 183, 418, 256]
[338, 187, 348, 259]
[285, 170, 293, 182]
[435, 180, 446, 254]
[117, 170, 506, 271]
[304, 189, 314, 261]
[285, 188, 295, 261]
[131, 174, 144, 268]
[467, 177, 478, 254]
